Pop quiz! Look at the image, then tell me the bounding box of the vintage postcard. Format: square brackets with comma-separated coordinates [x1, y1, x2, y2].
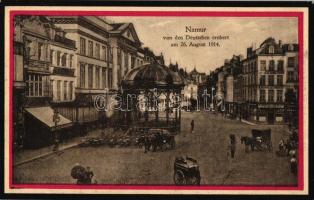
[3, 5, 309, 195]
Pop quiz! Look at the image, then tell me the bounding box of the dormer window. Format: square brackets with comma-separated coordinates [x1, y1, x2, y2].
[269, 45, 274, 54]
[288, 44, 294, 51]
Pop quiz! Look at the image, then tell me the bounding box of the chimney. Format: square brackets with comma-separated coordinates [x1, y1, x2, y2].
[278, 40, 282, 48]
[247, 47, 253, 58]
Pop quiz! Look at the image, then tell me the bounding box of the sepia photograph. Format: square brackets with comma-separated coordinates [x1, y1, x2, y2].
[3, 6, 309, 195]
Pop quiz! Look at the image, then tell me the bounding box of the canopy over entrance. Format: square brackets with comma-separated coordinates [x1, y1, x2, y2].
[25, 106, 73, 131]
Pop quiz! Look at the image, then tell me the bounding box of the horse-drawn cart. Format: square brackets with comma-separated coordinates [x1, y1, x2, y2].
[241, 129, 272, 152]
[174, 156, 201, 185]
[251, 129, 272, 151]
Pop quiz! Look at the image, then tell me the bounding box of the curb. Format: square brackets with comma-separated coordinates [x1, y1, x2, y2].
[14, 143, 80, 167]
[240, 119, 257, 126]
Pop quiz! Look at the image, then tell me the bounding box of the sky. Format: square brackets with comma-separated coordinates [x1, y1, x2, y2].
[107, 17, 298, 74]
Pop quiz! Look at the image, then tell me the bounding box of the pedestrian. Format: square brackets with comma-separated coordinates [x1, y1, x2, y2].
[85, 166, 94, 184]
[53, 131, 60, 151]
[144, 134, 150, 153]
[191, 119, 194, 134]
[278, 139, 285, 153]
[290, 155, 297, 175]
[229, 134, 236, 158]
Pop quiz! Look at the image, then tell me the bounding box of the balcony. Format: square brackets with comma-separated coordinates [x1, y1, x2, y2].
[53, 66, 75, 77]
[54, 34, 76, 49]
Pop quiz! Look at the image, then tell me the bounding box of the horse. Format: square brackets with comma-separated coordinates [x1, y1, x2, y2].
[240, 136, 256, 152]
[151, 133, 164, 152]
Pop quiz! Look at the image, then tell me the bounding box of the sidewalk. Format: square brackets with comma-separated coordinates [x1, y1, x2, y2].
[13, 128, 107, 167]
[240, 119, 257, 125]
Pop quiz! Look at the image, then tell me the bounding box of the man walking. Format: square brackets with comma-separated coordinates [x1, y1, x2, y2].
[191, 119, 195, 134]
[228, 134, 236, 158]
[85, 166, 94, 184]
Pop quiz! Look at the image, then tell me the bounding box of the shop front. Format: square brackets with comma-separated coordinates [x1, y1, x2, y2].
[23, 106, 73, 148]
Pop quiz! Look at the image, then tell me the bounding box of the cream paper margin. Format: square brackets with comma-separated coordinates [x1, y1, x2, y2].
[4, 6, 309, 195]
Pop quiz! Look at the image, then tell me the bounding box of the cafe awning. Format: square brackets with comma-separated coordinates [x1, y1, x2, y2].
[25, 106, 73, 131]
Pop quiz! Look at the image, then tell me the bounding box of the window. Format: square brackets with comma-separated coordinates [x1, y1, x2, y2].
[80, 37, 86, 55]
[88, 64, 93, 88]
[277, 60, 284, 72]
[260, 75, 266, 86]
[108, 47, 113, 63]
[287, 71, 294, 82]
[102, 46, 107, 61]
[70, 55, 73, 68]
[269, 45, 274, 54]
[38, 42, 43, 61]
[95, 66, 100, 89]
[288, 44, 294, 51]
[102, 68, 106, 89]
[288, 57, 295, 68]
[80, 63, 85, 88]
[69, 82, 73, 100]
[50, 50, 53, 64]
[277, 90, 283, 102]
[260, 90, 265, 102]
[61, 53, 67, 67]
[268, 90, 274, 102]
[95, 43, 100, 59]
[57, 51, 61, 66]
[260, 60, 266, 71]
[268, 75, 274, 86]
[108, 68, 112, 88]
[269, 60, 275, 71]
[88, 41, 93, 57]
[64, 81, 67, 100]
[124, 52, 128, 67]
[131, 56, 135, 69]
[57, 80, 61, 101]
[277, 75, 283, 86]
[26, 74, 43, 97]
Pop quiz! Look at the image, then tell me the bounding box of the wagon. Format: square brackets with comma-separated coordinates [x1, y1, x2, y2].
[148, 128, 176, 150]
[174, 156, 200, 185]
[251, 129, 272, 151]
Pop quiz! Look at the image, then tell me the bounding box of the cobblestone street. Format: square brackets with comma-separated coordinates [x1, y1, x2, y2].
[13, 111, 297, 185]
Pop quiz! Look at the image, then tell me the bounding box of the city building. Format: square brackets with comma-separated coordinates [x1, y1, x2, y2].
[13, 16, 74, 147]
[49, 16, 144, 130]
[241, 37, 298, 124]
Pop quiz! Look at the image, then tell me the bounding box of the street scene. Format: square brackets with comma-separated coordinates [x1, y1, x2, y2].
[12, 16, 299, 186]
[14, 111, 296, 185]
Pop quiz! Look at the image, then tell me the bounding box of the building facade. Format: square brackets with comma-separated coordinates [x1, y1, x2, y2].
[207, 38, 298, 124]
[13, 16, 74, 147]
[49, 16, 144, 129]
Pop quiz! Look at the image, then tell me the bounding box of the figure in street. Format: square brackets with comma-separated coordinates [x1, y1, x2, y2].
[191, 120, 194, 134]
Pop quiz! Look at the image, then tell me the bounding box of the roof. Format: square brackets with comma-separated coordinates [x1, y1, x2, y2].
[25, 106, 72, 130]
[122, 63, 185, 89]
[110, 23, 130, 33]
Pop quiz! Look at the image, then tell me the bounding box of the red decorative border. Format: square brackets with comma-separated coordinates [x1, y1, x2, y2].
[9, 10, 304, 191]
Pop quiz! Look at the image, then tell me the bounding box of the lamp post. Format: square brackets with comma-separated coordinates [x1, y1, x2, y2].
[53, 109, 60, 151]
[210, 87, 215, 111]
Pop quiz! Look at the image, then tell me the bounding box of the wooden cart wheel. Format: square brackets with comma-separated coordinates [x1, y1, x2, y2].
[187, 176, 200, 185]
[174, 170, 186, 185]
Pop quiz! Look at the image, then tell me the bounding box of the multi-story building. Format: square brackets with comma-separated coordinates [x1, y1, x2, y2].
[13, 16, 74, 147]
[241, 37, 298, 124]
[49, 16, 144, 129]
